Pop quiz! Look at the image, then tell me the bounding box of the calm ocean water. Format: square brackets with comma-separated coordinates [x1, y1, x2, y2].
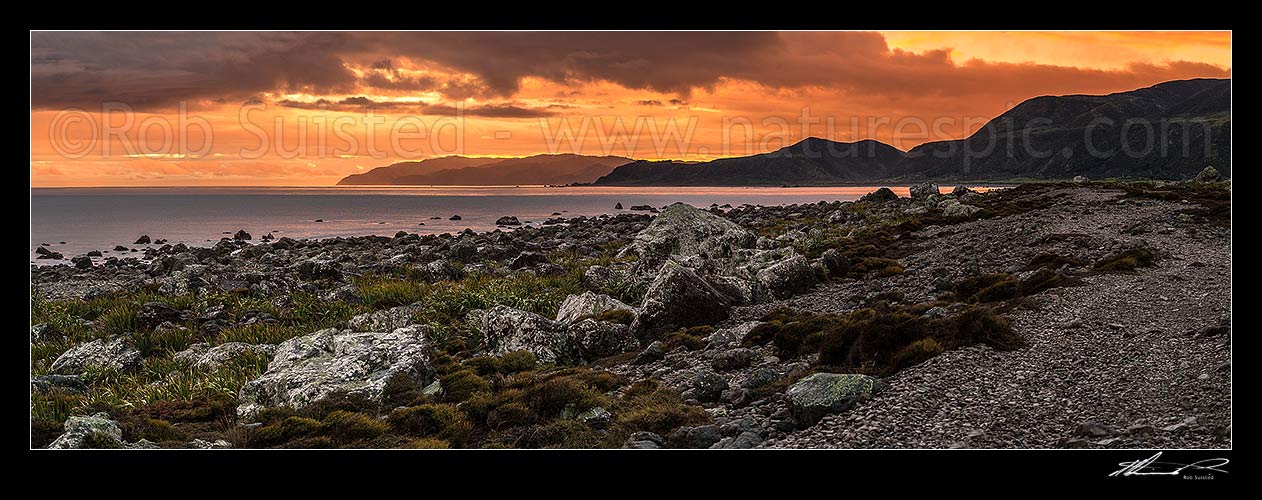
[30, 185, 949, 265]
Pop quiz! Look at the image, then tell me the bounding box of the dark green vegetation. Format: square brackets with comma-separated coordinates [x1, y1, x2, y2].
[1118, 180, 1232, 227]
[236, 351, 709, 448]
[743, 304, 1022, 376]
[1093, 248, 1157, 273]
[661, 326, 715, 351]
[595, 79, 1229, 185]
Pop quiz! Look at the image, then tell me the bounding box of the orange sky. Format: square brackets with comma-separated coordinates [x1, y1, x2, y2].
[30, 31, 1231, 186]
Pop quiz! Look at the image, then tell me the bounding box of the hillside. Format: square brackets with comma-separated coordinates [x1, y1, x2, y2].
[337, 154, 632, 186]
[594, 78, 1230, 185]
[595, 139, 905, 186]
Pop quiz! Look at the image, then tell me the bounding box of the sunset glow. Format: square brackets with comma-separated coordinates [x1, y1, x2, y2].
[30, 31, 1231, 186]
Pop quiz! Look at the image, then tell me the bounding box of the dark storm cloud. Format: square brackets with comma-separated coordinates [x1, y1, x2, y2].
[31, 31, 361, 109]
[30, 31, 1231, 111]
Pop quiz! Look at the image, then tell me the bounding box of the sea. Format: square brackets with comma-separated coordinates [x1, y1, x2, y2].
[30, 185, 957, 265]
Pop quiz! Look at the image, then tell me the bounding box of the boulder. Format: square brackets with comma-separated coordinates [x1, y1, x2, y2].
[173, 342, 278, 372]
[71, 256, 93, 269]
[567, 319, 640, 360]
[233, 230, 252, 241]
[188, 439, 233, 449]
[31, 323, 62, 342]
[508, 251, 550, 270]
[713, 431, 764, 449]
[236, 326, 435, 420]
[951, 185, 973, 196]
[818, 248, 851, 277]
[422, 259, 465, 281]
[711, 348, 758, 371]
[909, 182, 939, 201]
[135, 235, 151, 244]
[468, 305, 572, 364]
[50, 336, 142, 374]
[555, 291, 635, 325]
[706, 321, 761, 351]
[31, 374, 88, 394]
[614, 203, 623, 210]
[346, 302, 424, 332]
[632, 341, 666, 365]
[667, 425, 722, 448]
[619, 203, 757, 268]
[624, 431, 665, 448]
[686, 371, 729, 403]
[139, 301, 184, 326]
[942, 200, 982, 218]
[755, 252, 816, 299]
[859, 187, 898, 204]
[1194, 166, 1222, 183]
[785, 373, 881, 427]
[1072, 175, 1089, 183]
[576, 407, 612, 428]
[495, 216, 522, 226]
[632, 260, 732, 338]
[295, 259, 343, 281]
[449, 215, 462, 220]
[48, 413, 123, 449]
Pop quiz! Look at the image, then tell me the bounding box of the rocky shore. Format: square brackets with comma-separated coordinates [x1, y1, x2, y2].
[30, 178, 1232, 449]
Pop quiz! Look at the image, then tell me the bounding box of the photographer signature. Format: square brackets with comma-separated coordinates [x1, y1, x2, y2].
[1110, 452, 1229, 477]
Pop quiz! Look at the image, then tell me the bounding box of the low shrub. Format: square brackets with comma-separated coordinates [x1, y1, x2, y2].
[387, 404, 473, 445]
[744, 304, 1023, 376]
[1093, 248, 1156, 273]
[321, 411, 387, 444]
[591, 309, 635, 325]
[440, 369, 490, 403]
[661, 326, 713, 351]
[250, 416, 322, 447]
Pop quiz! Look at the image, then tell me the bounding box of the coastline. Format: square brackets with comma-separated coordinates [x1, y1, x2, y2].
[30, 179, 1232, 449]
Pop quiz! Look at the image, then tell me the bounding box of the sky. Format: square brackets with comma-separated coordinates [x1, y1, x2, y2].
[30, 31, 1231, 186]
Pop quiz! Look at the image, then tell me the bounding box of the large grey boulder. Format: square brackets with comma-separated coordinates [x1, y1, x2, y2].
[555, 291, 635, 325]
[236, 326, 435, 420]
[567, 319, 640, 360]
[48, 412, 123, 449]
[468, 305, 572, 363]
[50, 336, 142, 374]
[909, 182, 939, 201]
[619, 203, 757, 268]
[941, 200, 982, 218]
[174, 342, 277, 372]
[785, 373, 881, 427]
[31, 323, 62, 342]
[755, 252, 816, 299]
[346, 302, 424, 332]
[31, 374, 88, 394]
[632, 260, 732, 338]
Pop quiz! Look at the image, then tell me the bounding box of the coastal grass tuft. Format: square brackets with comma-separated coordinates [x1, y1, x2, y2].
[1093, 247, 1157, 273]
[743, 304, 1023, 376]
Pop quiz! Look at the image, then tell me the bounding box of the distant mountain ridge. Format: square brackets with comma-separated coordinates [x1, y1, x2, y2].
[593, 78, 1230, 185]
[337, 154, 632, 186]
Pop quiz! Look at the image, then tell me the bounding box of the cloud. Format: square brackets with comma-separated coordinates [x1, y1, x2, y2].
[277, 96, 422, 111]
[420, 103, 555, 118]
[30, 31, 1230, 111]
